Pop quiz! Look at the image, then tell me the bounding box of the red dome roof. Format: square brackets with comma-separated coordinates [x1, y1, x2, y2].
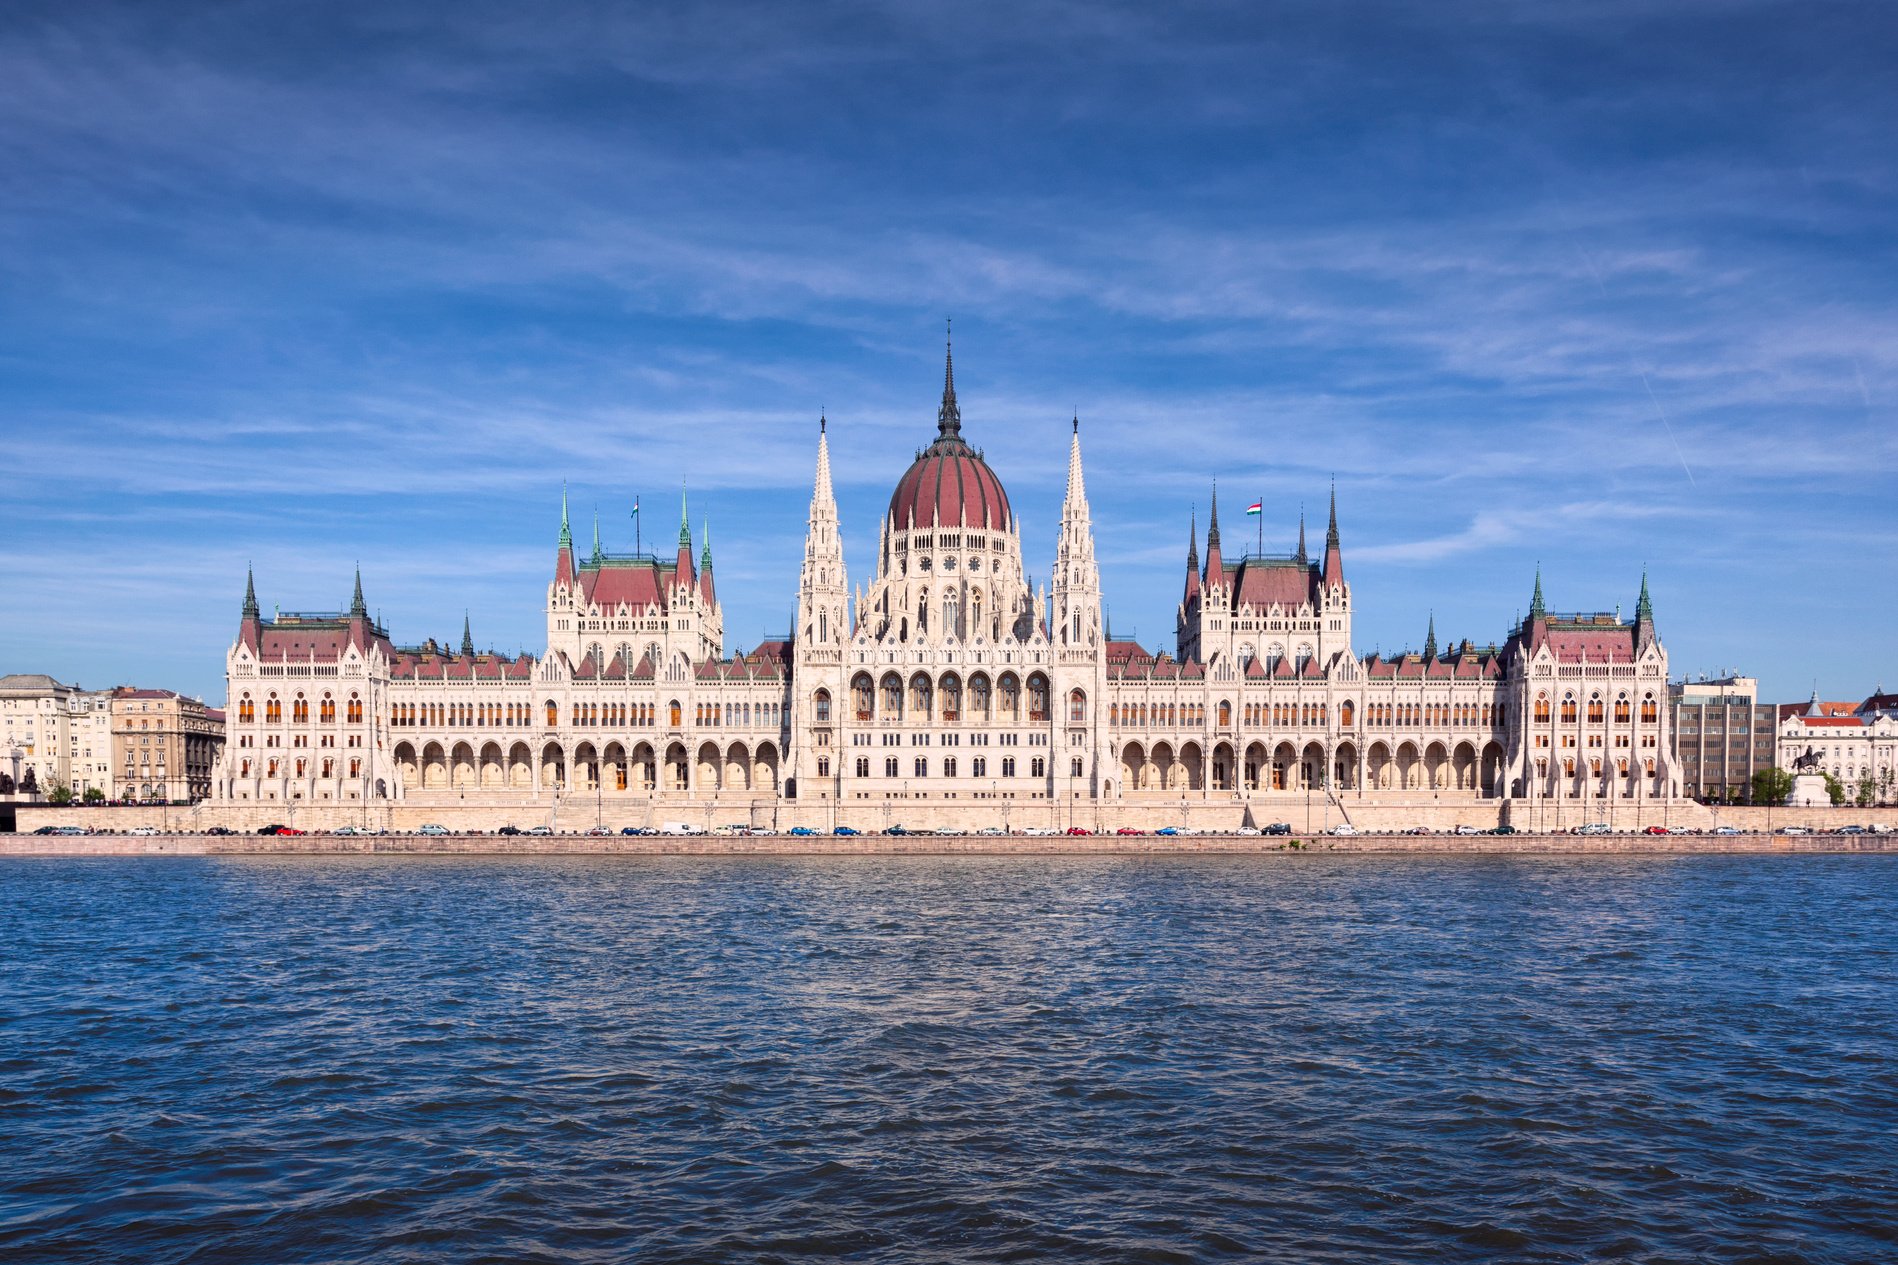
[888, 341, 1012, 531]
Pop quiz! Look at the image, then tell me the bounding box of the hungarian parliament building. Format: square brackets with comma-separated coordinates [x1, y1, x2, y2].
[215, 346, 1681, 826]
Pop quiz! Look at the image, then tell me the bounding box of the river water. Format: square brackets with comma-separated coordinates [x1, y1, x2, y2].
[1, 855, 1894, 1263]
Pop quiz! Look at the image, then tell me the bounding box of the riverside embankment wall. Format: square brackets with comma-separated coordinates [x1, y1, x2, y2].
[4, 832, 1894, 857]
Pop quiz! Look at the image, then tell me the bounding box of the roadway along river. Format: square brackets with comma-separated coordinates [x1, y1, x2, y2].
[1, 854, 1894, 1262]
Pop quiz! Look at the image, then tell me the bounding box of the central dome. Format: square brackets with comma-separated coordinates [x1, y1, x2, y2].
[887, 343, 1012, 532]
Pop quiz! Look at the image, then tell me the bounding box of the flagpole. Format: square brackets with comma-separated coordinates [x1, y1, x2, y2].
[1257, 496, 1263, 557]
[633, 496, 641, 557]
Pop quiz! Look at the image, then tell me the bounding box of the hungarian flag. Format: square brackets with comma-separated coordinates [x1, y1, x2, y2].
[1245, 501, 1262, 515]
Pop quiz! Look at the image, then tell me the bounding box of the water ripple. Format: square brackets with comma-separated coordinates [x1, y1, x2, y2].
[1, 854, 1895, 1262]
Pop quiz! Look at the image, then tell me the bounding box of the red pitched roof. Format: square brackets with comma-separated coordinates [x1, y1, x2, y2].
[1230, 559, 1317, 612]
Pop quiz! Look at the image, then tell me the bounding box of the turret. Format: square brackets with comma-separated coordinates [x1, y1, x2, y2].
[1183, 509, 1201, 604]
[1322, 482, 1344, 590]
[1423, 613, 1437, 661]
[555, 486, 576, 588]
[675, 484, 695, 590]
[1204, 485, 1225, 606]
[1634, 570, 1656, 652]
[461, 612, 474, 658]
[699, 521, 716, 605]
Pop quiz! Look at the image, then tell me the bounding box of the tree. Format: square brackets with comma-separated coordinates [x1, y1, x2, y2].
[1881, 768, 1896, 807]
[1751, 766, 1793, 806]
[1856, 774, 1876, 808]
[1823, 773, 1846, 807]
[83, 786, 105, 804]
[46, 780, 74, 806]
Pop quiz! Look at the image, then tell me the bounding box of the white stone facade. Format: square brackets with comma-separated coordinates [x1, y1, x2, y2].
[214, 348, 1683, 820]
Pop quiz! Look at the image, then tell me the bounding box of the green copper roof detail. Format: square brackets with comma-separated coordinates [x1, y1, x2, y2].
[1529, 566, 1546, 622]
[1636, 570, 1653, 623]
[558, 484, 572, 549]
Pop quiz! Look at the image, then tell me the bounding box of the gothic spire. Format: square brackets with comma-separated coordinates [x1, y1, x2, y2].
[1529, 566, 1547, 622]
[243, 564, 259, 619]
[559, 483, 572, 549]
[1296, 509, 1307, 564]
[350, 565, 365, 618]
[461, 612, 474, 658]
[1636, 569, 1653, 623]
[700, 520, 713, 572]
[1207, 483, 1222, 550]
[678, 481, 692, 548]
[1063, 415, 1087, 508]
[1424, 612, 1437, 661]
[1322, 480, 1344, 588]
[1184, 508, 1201, 602]
[591, 508, 603, 565]
[812, 414, 836, 510]
[936, 320, 961, 440]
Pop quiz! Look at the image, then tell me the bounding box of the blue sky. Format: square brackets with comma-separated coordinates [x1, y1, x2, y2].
[2, 0, 1894, 706]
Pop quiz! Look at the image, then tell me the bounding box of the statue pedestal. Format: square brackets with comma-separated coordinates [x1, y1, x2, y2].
[1789, 773, 1830, 807]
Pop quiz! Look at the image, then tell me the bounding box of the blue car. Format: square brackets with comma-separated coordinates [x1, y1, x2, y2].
[788, 826, 815, 836]
[1155, 826, 1179, 836]
[834, 826, 859, 837]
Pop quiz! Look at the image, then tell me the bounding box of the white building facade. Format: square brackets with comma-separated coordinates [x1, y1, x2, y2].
[214, 346, 1683, 823]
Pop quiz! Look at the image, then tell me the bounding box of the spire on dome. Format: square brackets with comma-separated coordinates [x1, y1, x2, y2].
[700, 520, 713, 572]
[461, 612, 474, 657]
[350, 565, 365, 617]
[937, 319, 961, 439]
[243, 564, 259, 619]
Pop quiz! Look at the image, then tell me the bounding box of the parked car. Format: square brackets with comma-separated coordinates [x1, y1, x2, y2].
[1575, 822, 1612, 835]
[1155, 826, 1179, 836]
[129, 825, 158, 836]
[257, 824, 287, 835]
[883, 825, 909, 835]
[32, 825, 59, 835]
[1329, 824, 1358, 836]
[526, 825, 553, 836]
[417, 824, 450, 836]
[1066, 826, 1092, 836]
[1116, 826, 1143, 836]
[1491, 825, 1517, 835]
[1455, 824, 1483, 836]
[834, 826, 860, 837]
[977, 826, 1007, 836]
[1775, 825, 1810, 835]
[1263, 822, 1293, 836]
[584, 826, 612, 836]
[1712, 824, 1742, 836]
[275, 826, 307, 836]
[204, 826, 234, 836]
[788, 826, 815, 836]
[1837, 825, 1865, 835]
[1644, 825, 1670, 835]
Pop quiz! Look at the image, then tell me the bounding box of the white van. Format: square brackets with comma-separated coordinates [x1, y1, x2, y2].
[659, 822, 701, 836]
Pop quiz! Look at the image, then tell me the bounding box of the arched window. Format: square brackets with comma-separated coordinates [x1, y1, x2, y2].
[852, 673, 874, 720]
[813, 689, 831, 724]
[669, 699, 682, 727]
[941, 674, 962, 722]
[1640, 694, 1658, 724]
[970, 674, 991, 721]
[1218, 700, 1233, 727]
[1587, 694, 1604, 724]
[546, 700, 559, 727]
[1614, 695, 1631, 724]
[880, 673, 904, 719]
[909, 673, 933, 716]
[1027, 675, 1049, 722]
[1069, 689, 1087, 724]
[1560, 694, 1577, 724]
[1534, 693, 1550, 724]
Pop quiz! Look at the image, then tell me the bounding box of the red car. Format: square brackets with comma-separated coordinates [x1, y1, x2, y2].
[1116, 826, 1143, 836]
[1644, 825, 1669, 835]
[1066, 826, 1092, 836]
[273, 826, 307, 836]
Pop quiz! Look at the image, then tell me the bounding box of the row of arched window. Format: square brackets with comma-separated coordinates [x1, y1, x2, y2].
[843, 671, 1053, 725]
[1532, 692, 1659, 725]
[236, 693, 364, 726]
